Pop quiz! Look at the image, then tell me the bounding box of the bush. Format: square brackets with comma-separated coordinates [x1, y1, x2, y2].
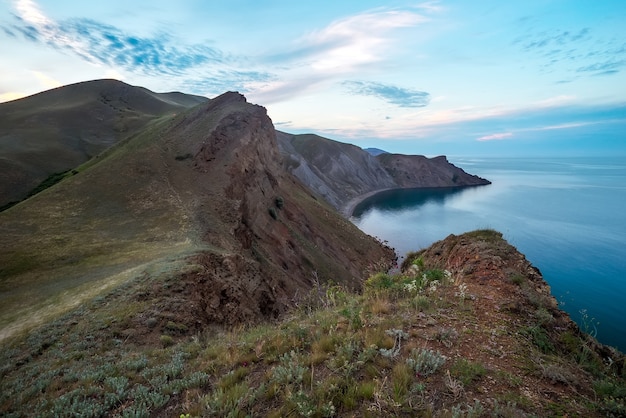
[406, 348, 446, 377]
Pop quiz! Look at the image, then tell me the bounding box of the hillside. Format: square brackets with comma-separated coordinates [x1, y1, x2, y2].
[277, 132, 490, 215]
[0, 91, 394, 342]
[0, 79, 208, 208]
[1, 230, 624, 416]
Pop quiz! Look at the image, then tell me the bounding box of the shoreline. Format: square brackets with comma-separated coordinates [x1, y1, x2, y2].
[340, 188, 394, 218]
[341, 183, 490, 219]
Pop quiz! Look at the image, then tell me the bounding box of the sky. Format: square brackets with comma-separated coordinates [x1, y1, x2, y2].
[1, 0, 625, 156]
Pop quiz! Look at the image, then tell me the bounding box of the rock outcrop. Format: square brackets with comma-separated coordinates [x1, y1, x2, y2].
[277, 132, 490, 214]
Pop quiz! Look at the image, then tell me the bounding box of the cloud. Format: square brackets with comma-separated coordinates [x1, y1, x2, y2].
[247, 9, 429, 105]
[182, 70, 275, 97]
[7, 0, 224, 76]
[519, 28, 591, 51]
[476, 132, 513, 142]
[268, 9, 427, 72]
[515, 25, 626, 77]
[343, 81, 430, 107]
[576, 60, 625, 75]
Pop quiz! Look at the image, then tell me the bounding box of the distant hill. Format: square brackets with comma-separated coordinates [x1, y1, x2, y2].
[0, 79, 208, 208]
[363, 147, 389, 156]
[277, 132, 490, 215]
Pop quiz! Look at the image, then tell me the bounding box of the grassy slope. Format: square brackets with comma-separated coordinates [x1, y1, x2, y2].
[0, 230, 623, 417]
[0, 79, 207, 207]
[0, 113, 199, 340]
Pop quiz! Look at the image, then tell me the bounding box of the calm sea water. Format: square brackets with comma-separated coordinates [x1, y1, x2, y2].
[352, 157, 626, 352]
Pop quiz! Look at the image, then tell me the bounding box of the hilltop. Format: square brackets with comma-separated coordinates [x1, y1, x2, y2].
[0, 79, 208, 208]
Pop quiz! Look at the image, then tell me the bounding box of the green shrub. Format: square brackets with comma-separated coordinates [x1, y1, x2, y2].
[406, 348, 446, 377]
[160, 335, 175, 347]
[450, 358, 486, 386]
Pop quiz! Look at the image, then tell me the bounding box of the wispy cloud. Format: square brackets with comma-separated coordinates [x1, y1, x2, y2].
[6, 0, 224, 76]
[297, 10, 427, 72]
[266, 9, 427, 73]
[576, 60, 625, 75]
[252, 8, 429, 104]
[519, 28, 591, 51]
[343, 81, 430, 107]
[515, 25, 626, 77]
[477, 132, 513, 142]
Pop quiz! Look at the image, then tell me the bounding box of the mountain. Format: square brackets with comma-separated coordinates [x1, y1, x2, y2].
[363, 147, 389, 156]
[0, 90, 394, 341]
[0, 79, 208, 208]
[277, 132, 490, 215]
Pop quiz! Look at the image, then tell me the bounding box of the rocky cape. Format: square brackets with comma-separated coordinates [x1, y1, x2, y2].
[277, 132, 490, 215]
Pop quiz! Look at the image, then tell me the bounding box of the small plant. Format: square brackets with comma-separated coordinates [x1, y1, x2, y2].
[379, 329, 408, 358]
[272, 351, 306, 387]
[444, 370, 464, 400]
[174, 153, 193, 161]
[275, 196, 284, 209]
[406, 348, 446, 377]
[522, 325, 554, 353]
[164, 321, 189, 335]
[160, 334, 174, 347]
[268, 206, 278, 220]
[450, 358, 486, 386]
[579, 309, 599, 338]
[455, 282, 468, 301]
[435, 327, 459, 348]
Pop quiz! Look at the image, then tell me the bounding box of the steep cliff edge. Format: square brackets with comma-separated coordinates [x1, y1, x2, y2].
[277, 131, 490, 214]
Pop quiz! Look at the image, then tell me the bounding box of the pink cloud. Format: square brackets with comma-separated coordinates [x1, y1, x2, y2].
[477, 132, 513, 142]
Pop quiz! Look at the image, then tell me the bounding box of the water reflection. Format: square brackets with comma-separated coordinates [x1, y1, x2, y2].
[352, 186, 481, 218]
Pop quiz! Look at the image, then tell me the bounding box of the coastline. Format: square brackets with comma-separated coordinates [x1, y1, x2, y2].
[341, 188, 394, 218]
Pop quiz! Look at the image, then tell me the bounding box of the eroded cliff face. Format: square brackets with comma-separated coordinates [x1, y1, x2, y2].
[277, 132, 490, 214]
[152, 92, 396, 328]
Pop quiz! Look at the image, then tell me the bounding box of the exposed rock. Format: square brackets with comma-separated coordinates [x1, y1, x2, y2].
[277, 131, 490, 215]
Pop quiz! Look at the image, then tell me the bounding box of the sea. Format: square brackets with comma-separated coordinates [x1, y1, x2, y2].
[351, 156, 626, 352]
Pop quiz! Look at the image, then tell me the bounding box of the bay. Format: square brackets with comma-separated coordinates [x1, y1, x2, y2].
[351, 157, 626, 352]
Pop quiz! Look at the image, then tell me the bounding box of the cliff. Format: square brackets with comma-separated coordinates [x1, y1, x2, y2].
[277, 131, 490, 215]
[0, 90, 394, 341]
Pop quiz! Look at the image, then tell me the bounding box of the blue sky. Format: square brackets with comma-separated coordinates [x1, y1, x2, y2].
[1, 0, 625, 156]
